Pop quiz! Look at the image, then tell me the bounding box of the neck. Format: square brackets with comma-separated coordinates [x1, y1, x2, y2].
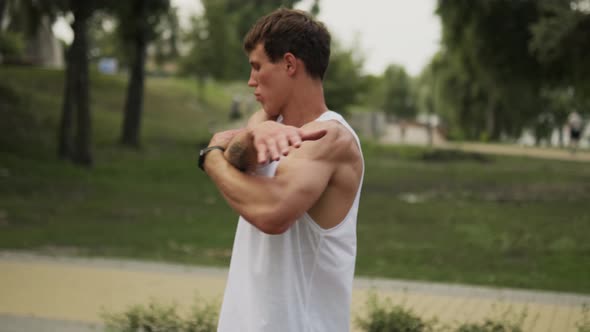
[280, 79, 328, 127]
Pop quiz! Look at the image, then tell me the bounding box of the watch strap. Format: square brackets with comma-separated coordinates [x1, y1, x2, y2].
[199, 146, 225, 171]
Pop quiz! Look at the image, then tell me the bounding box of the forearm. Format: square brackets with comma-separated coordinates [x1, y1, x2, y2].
[223, 130, 257, 173]
[204, 150, 288, 233]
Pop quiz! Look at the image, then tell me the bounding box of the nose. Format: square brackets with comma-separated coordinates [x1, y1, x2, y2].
[248, 69, 257, 87]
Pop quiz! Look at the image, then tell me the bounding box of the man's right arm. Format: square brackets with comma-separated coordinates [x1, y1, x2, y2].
[221, 109, 268, 173]
[224, 131, 257, 173]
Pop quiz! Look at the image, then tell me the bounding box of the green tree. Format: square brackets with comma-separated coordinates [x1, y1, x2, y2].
[152, 5, 180, 71]
[381, 64, 416, 120]
[436, 0, 590, 142]
[181, 0, 303, 81]
[87, 13, 125, 66]
[530, 0, 590, 96]
[113, 0, 170, 148]
[0, 0, 95, 163]
[180, 0, 241, 81]
[323, 42, 367, 114]
[0, 0, 61, 63]
[437, 0, 542, 140]
[0, 0, 6, 29]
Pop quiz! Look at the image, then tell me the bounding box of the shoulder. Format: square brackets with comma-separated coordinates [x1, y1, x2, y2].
[299, 119, 360, 163]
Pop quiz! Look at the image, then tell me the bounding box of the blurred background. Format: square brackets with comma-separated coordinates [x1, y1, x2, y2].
[1, 0, 590, 330]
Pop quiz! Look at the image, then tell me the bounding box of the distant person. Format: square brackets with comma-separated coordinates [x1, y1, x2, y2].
[568, 111, 583, 153]
[198, 8, 364, 332]
[228, 95, 242, 121]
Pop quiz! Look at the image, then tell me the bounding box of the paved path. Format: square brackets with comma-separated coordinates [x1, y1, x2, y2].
[1, 251, 589, 331]
[440, 142, 590, 162]
[379, 123, 590, 163]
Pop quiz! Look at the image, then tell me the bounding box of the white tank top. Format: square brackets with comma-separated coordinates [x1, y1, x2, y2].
[217, 111, 364, 332]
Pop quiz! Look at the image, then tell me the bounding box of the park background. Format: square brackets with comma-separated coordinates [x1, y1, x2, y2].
[1, 0, 589, 331]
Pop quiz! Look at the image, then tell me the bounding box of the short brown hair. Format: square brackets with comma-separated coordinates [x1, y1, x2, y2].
[243, 8, 331, 80]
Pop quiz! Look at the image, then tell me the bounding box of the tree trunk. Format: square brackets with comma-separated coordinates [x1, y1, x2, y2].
[120, 28, 148, 147]
[72, 12, 92, 166]
[0, 0, 7, 30]
[56, 1, 94, 166]
[485, 103, 495, 141]
[57, 47, 75, 159]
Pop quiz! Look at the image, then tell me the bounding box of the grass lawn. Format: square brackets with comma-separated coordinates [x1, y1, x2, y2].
[1, 65, 589, 294]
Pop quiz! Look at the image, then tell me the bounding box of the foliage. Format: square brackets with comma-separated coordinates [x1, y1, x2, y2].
[578, 304, 590, 332]
[88, 12, 127, 66]
[454, 321, 522, 332]
[436, 0, 543, 141]
[356, 292, 530, 332]
[180, 0, 243, 80]
[381, 64, 417, 120]
[323, 41, 367, 114]
[152, 5, 181, 71]
[453, 306, 526, 332]
[181, 0, 302, 81]
[356, 292, 436, 332]
[179, 1, 368, 112]
[530, 0, 590, 95]
[1, 0, 64, 37]
[102, 297, 218, 332]
[111, 0, 170, 45]
[0, 31, 24, 59]
[436, 0, 590, 141]
[87, 3, 179, 72]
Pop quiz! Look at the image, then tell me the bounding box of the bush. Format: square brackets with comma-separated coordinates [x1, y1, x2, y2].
[454, 320, 523, 332]
[102, 297, 218, 332]
[578, 304, 590, 332]
[355, 292, 533, 332]
[0, 31, 24, 60]
[453, 305, 526, 332]
[356, 292, 436, 332]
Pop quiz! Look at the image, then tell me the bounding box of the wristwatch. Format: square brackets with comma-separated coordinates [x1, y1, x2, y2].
[198, 146, 225, 171]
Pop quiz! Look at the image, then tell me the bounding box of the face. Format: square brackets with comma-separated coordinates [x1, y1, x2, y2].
[247, 43, 291, 117]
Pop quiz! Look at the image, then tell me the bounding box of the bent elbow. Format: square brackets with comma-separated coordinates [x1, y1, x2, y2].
[247, 207, 295, 235]
[258, 223, 290, 235]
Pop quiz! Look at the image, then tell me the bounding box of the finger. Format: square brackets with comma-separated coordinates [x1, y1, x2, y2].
[256, 143, 268, 164]
[278, 136, 290, 155]
[288, 132, 303, 148]
[300, 129, 328, 141]
[266, 139, 281, 161]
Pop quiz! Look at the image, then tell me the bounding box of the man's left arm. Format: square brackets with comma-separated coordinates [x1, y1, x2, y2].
[203, 122, 344, 234]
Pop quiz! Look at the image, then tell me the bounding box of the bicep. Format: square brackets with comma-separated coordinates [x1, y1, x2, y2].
[273, 147, 334, 220]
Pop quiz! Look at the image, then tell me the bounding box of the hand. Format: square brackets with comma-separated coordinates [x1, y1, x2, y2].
[250, 121, 327, 164]
[208, 128, 246, 149]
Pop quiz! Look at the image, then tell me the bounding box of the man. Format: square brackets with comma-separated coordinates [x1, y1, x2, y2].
[199, 8, 364, 331]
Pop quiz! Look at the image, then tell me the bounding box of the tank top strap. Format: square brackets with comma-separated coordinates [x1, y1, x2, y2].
[314, 111, 362, 152]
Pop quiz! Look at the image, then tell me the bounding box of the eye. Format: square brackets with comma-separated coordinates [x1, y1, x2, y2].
[250, 62, 260, 71]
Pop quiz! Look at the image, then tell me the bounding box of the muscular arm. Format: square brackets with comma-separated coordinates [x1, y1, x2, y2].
[224, 113, 327, 172]
[205, 121, 349, 234]
[221, 109, 270, 172]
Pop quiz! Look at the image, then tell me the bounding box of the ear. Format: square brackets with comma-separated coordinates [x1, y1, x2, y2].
[283, 53, 297, 76]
